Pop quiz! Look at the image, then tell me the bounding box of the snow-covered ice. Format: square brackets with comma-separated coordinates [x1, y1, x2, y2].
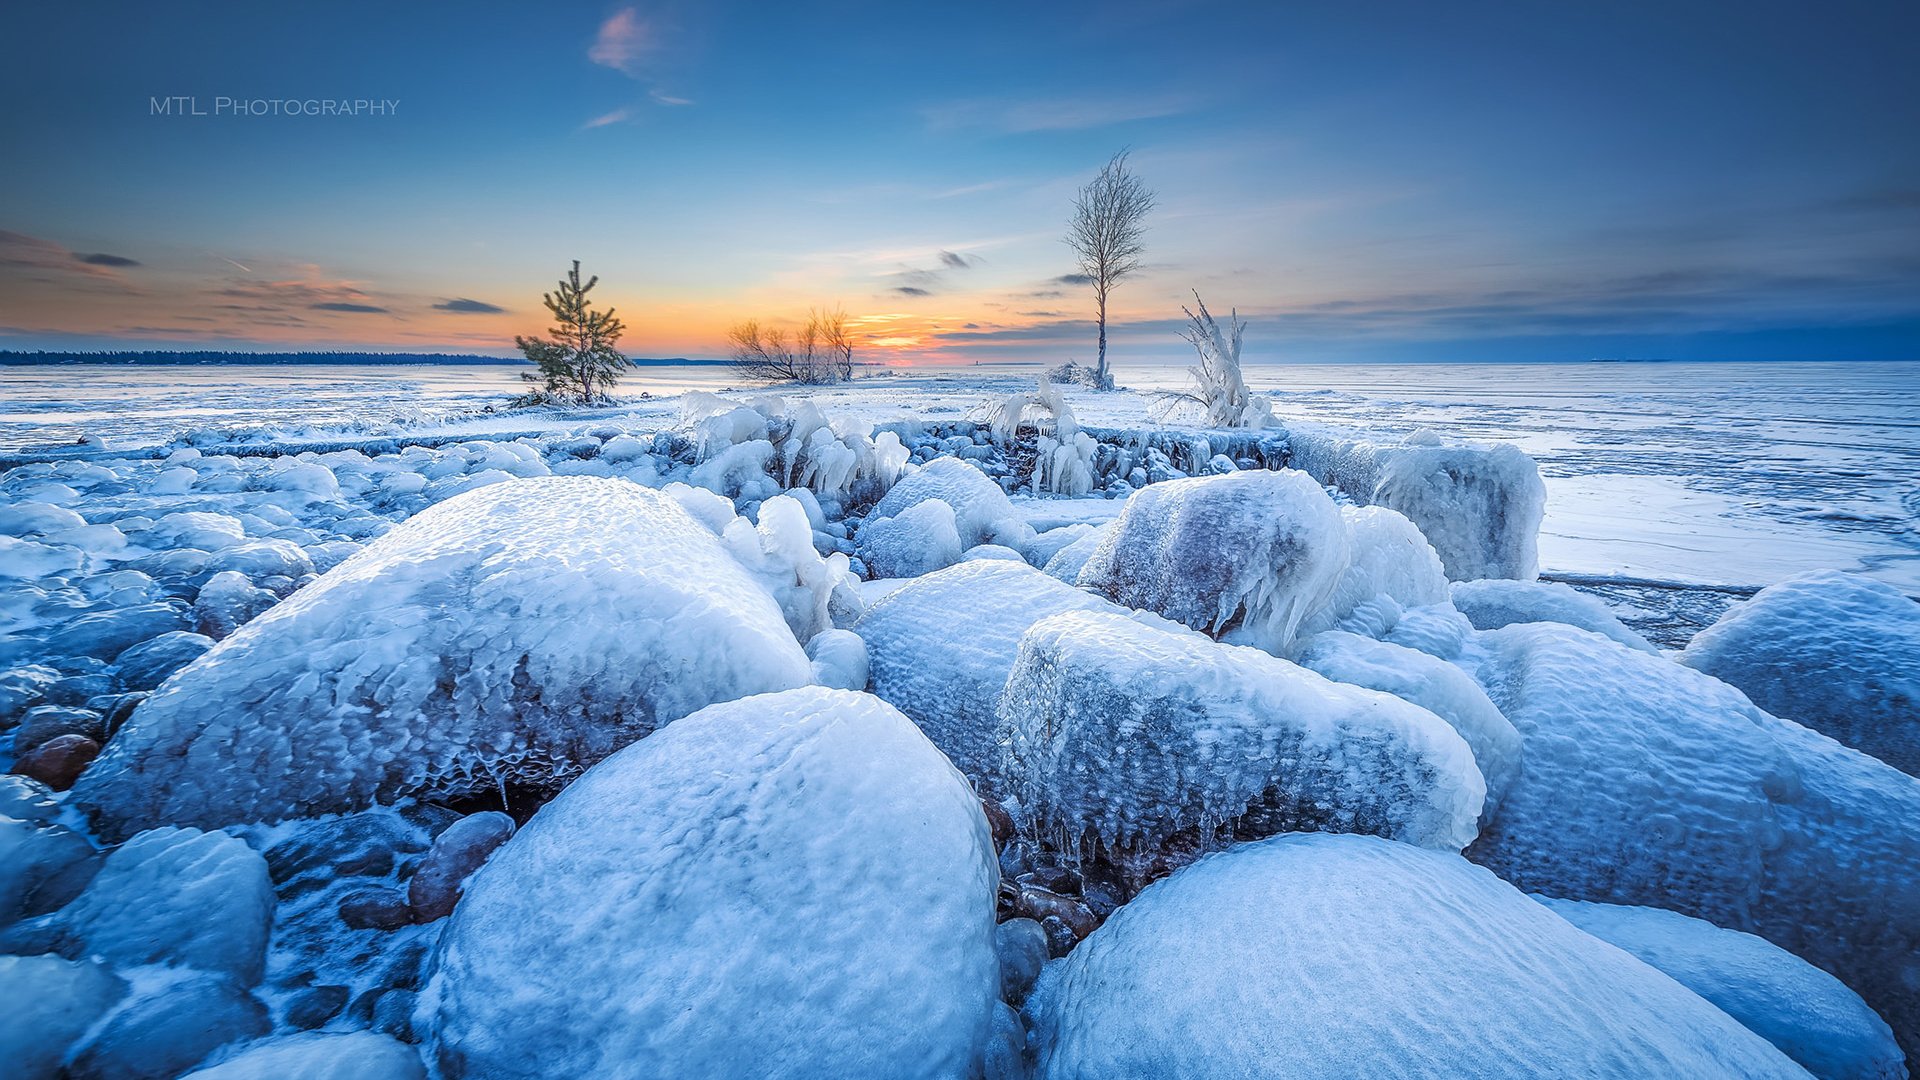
[1452, 577, 1657, 652]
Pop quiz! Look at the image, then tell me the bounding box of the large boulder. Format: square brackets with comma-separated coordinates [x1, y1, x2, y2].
[866, 456, 1024, 549]
[855, 559, 1123, 785]
[72, 477, 811, 837]
[1541, 898, 1905, 1080]
[1681, 569, 1919, 776]
[999, 612, 1483, 890]
[425, 688, 1001, 1079]
[1465, 622, 1920, 1064]
[0, 955, 127, 1080]
[1024, 833, 1804, 1078]
[1452, 578, 1656, 653]
[1292, 505, 1451, 641]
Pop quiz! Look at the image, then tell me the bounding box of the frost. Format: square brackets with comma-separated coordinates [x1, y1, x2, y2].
[1000, 612, 1484, 888]
[868, 456, 1029, 550]
[425, 688, 1000, 1079]
[1293, 505, 1451, 643]
[1027, 833, 1806, 1079]
[1681, 569, 1919, 776]
[73, 477, 811, 838]
[1453, 578, 1655, 653]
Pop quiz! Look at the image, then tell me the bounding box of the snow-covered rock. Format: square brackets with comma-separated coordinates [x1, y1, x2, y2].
[0, 816, 99, 923]
[1681, 569, 1919, 776]
[1000, 612, 1483, 888]
[868, 457, 1027, 549]
[183, 1032, 425, 1080]
[1293, 505, 1451, 642]
[1287, 428, 1546, 581]
[1040, 527, 1106, 584]
[1295, 629, 1523, 817]
[805, 628, 868, 691]
[68, 971, 270, 1080]
[1540, 898, 1905, 1080]
[1464, 621, 1920, 1063]
[1024, 832, 1806, 1079]
[0, 954, 127, 1080]
[72, 477, 811, 838]
[1452, 578, 1656, 652]
[857, 498, 964, 579]
[1078, 470, 1349, 655]
[856, 560, 1122, 784]
[425, 688, 1001, 1079]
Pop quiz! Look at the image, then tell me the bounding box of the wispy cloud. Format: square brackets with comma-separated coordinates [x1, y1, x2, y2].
[893, 286, 932, 297]
[923, 92, 1199, 134]
[938, 250, 979, 270]
[75, 252, 139, 268]
[583, 107, 633, 130]
[0, 230, 134, 282]
[311, 301, 389, 314]
[649, 89, 693, 106]
[588, 8, 653, 76]
[434, 298, 506, 314]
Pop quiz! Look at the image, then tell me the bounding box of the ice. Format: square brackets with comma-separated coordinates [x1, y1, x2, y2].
[855, 560, 1123, 784]
[0, 535, 83, 580]
[1000, 611, 1484, 888]
[1040, 526, 1107, 583]
[1287, 427, 1546, 581]
[1023, 523, 1098, 568]
[1294, 630, 1522, 817]
[1453, 577, 1657, 653]
[0, 954, 127, 1080]
[68, 969, 270, 1080]
[1540, 898, 1905, 1080]
[424, 688, 1001, 1079]
[49, 826, 274, 986]
[856, 498, 964, 578]
[72, 476, 811, 838]
[183, 1032, 425, 1080]
[1681, 570, 1919, 776]
[0, 500, 88, 536]
[717, 493, 860, 642]
[867, 456, 1028, 550]
[191, 571, 277, 640]
[111, 630, 213, 691]
[1293, 505, 1452, 642]
[1024, 832, 1804, 1079]
[1078, 470, 1350, 655]
[1463, 621, 1920, 1061]
[805, 628, 869, 691]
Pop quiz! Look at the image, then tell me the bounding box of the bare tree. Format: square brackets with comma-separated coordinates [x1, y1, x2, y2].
[1064, 149, 1155, 389]
[728, 306, 855, 384]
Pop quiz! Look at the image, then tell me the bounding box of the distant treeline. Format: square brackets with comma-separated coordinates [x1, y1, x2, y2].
[0, 350, 723, 367]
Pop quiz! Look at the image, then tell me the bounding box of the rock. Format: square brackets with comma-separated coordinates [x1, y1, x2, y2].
[1452, 578, 1657, 653]
[192, 571, 278, 640]
[858, 499, 966, 578]
[263, 808, 434, 894]
[74, 478, 812, 838]
[0, 954, 127, 1080]
[44, 602, 193, 663]
[68, 973, 270, 1080]
[284, 984, 351, 1029]
[981, 797, 1014, 850]
[995, 919, 1049, 1005]
[0, 818, 100, 923]
[1039, 916, 1077, 959]
[0, 665, 60, 729]
[340, 886, 414, 931]
[55, 826, 274, 986]
[1024, 833, 1803, 1078]
[0, 774, 61, 822]
[12, 704, 105, 756]
[407, 812, 515, 923]
[427, 687, 1001, 1078]
[11, 734, 99, 790]
[1012, 885, 1096, 941]
[984, 1002, 1026, 1080]
[181, 1031, 426, 1080]
[371, 988, 418, 1041]
[112, 630, 215, 691]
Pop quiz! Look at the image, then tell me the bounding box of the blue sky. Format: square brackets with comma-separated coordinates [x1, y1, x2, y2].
[1, 0, 1915, 362]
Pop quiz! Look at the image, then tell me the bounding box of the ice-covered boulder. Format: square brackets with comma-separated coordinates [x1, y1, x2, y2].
[68, 971, 270, 1080]
[1026, 832, 1803, 1078]
[857, 498, 963, 578]
[1000, 612, 1483, 888]
[0, 954, 127, 1080]
[72, 477, 811, 838]
[1295, 629, 1522, 816]
[183, 1032, 425, 1080]
[856, 560, 1123, 784]
[425, 688, 1001, 1079]
[1293, 505, 1451, 641]
[1453, 578, 1656, 653]
[0, 816, 99, 923]
[1040, 526, 1107, 584]
[867, 457, 1026, 549]
[1465, 621, 1920, 1064]
[1287, 428, 1546, 580]
[1681, 570, 1919, 776]
[1540, 898, 1905, 1080]
[1078, 471, 1349, 656]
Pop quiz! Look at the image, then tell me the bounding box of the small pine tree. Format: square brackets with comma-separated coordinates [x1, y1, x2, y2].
[515, 261, 630, 402]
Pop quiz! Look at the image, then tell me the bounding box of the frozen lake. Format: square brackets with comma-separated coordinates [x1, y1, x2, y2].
[2, 359, 1915, 594]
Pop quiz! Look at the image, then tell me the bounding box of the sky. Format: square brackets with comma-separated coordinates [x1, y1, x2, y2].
[1, 0, 1916, 365]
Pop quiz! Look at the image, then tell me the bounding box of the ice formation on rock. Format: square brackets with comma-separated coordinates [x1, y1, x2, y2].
[1025, 833, 1807, 1079]
[1464, 622, 1920, 1064]
[867, 457, 1028, 550]
[857, 498, 964, 579]
[1540, 898, 1905, 1080]
[425, 688, 1001, 1079]
[1295, 629, 1522, 817]
[1681, 569, 1919, 776]
[1078, 471, 1349, 655]
[182, 1032, 426, 1080]
[72, 477, 811, 838]
[0, 954, 126, 1080]
[1000, 612, 1483, 887]
[1452, 578, 1656, 653]
[856, 560, 1123, 784]
[1293, 505, 1451, 642]
[1287, 428, 1546, 581]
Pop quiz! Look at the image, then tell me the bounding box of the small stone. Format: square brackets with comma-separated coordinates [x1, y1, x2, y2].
[339, 886, 414, 931]
[0, 666, 60, 730]
[1020, 864, 1081, 895]
[994, 918, 1049, 1005]
[13, 705, 105, 756]
[0, 774, 60, 822]
[111, 631, 214, 691]
[284, 984, 350, 1030]
[981, 797, 1014, 850]
[1040, 915, 1078, 959]
[11, 734, 100, 791]
[371, 988, 418, 1042]
[1014, 884, 1097, 940]
[407, 811, 514, 922]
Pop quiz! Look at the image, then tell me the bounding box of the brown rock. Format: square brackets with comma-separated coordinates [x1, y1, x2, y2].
[407, 811, 515, 922]
[12, 734, 100, 791]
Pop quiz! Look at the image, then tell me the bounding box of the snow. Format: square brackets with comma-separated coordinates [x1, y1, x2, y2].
[1539, 898, 1905, 1080]
[182, 1032, 425, 1080]
[425, 687, 1001, 1079]
[856, 497, 963, 578]
[1452, 577, 1656, 653]
[804, 628, 869, 691]
[1024, 832, 1806, 1079]
[72, 476, 811, 838]
[855, 560, 1123, 785]
[1078, 470, 1350, 656]
[1463, 621, 1920, 1062]
[867, 456, 1028, 549]
[1000, 611, 1484, 888]
[1293, 504, 1452, 642]
[1681, 570, 1919, 776]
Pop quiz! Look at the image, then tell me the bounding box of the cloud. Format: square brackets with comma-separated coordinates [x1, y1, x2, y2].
[649, 89, 693, 106]
[583, 107, 632, 130]
[434, 298, 506, 314]
[0, 230, 132, 283]
[892, 286, 932, 297]
[938, 250, 978, 270]
[310, 301, 389, 314]
[589, 8, 653, 76]
[1051, 273, 1094, 286]
[75, 252, 140, 267]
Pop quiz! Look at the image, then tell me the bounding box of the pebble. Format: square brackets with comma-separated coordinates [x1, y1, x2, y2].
[284, 984, 351, 1030]
[994, 918, 1049, 1005]
[407, 811, 514, 922]
[13, 705, 106, 756]
[12, 734, 100, 790]
[339, 886, 414, 931]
